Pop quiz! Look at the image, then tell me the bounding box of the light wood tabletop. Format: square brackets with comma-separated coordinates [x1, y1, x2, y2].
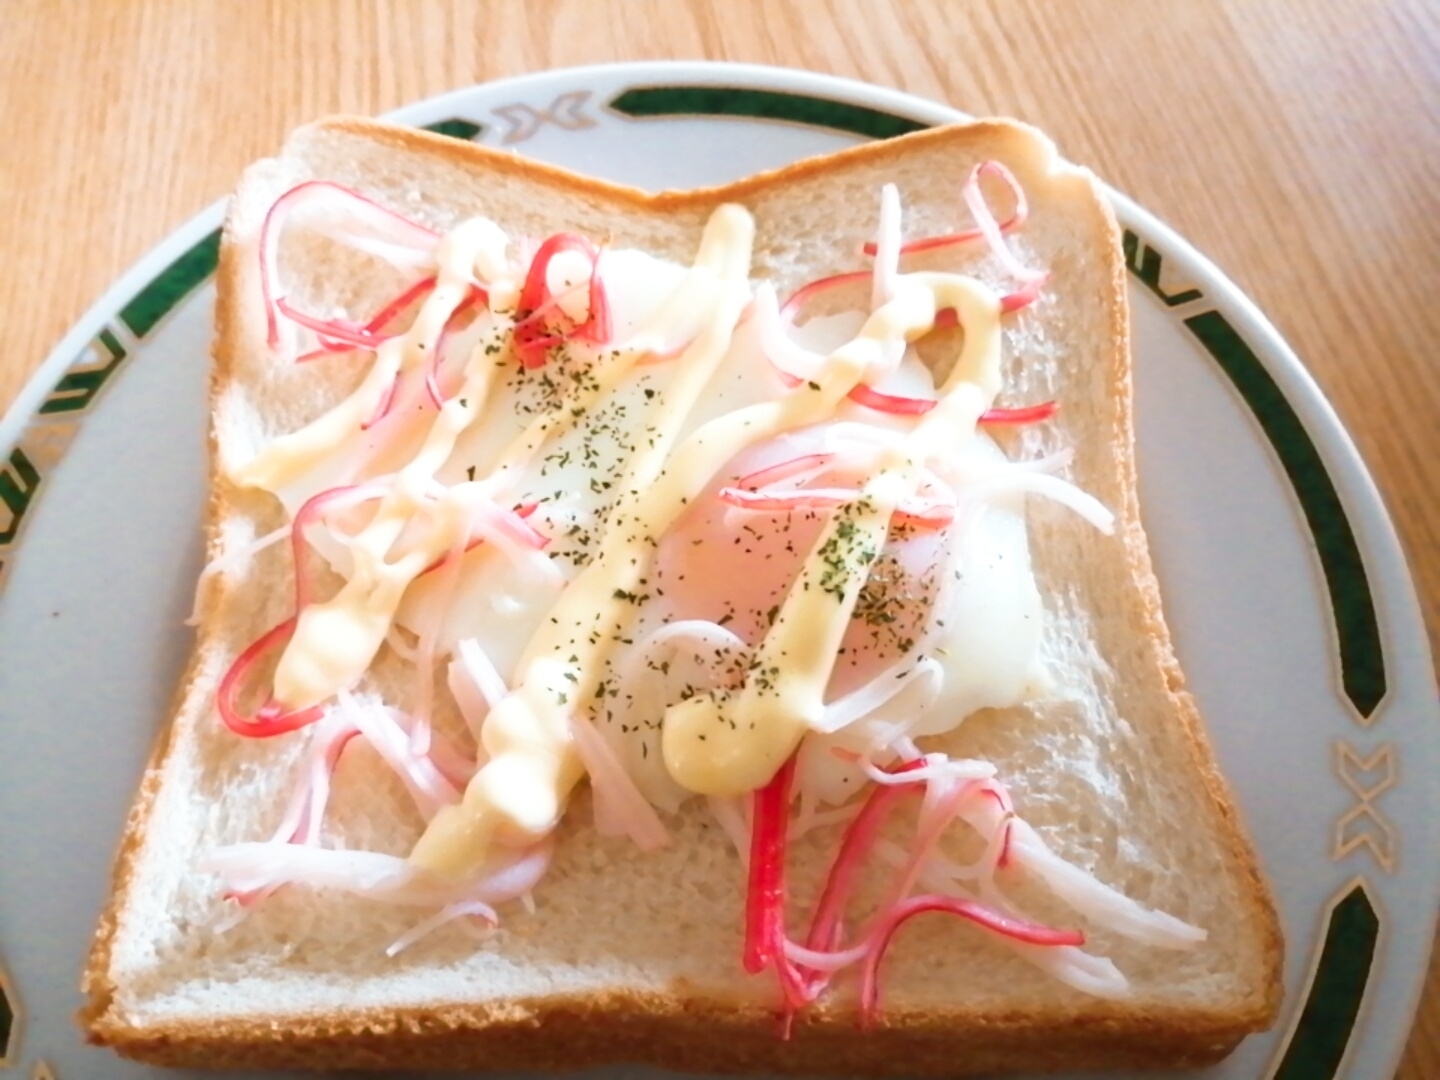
[1, 1, 1435, 1076]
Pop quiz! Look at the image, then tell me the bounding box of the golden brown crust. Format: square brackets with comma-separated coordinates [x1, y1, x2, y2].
[316, 113, 1065, 215]
[80, 116, 1283, 1070]
[89, 988, 1253, 1075]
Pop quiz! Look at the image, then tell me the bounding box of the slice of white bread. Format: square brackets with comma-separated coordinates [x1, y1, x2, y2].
[80, 117, 1283, 1075]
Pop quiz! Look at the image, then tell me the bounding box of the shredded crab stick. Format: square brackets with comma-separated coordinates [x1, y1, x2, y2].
[218, 618, 328, 738]
[718, 445, 960, 521]
[796, 752, 1202, 1004]
[268, 310, 568, 718]
[570, 714, 670, 851]
[767, 159, 1050, 420]
[958, 796, 1208, 949]
[859, 160, 1031, 259]
[221, 700, 475, 913]
[275, 299, 406, 351]
[802, 761, 926, 961]
[512, 232, 613, 368]
[718, 451, 960, 530]
[296, 274, 441, 364]
[740, 761, 1093, 1020]
[857, 896, 1083, 1023]
[979, 401, 1059, 425]
[222, 712, 363, 911]
[730, 451, 835, 491]
[334, 692, 462, 820]
[235, 213, 516, 498]
[189, 479, 387, 626]
[218, 481, 543, 740]
[271, 713, 362, 847]
[218, 480, 388, 737]
[259, 181, 442, 352]
[205, 837, 553, 913]
[743, 757, 811, 1026]
[961, 161, 1047, 285]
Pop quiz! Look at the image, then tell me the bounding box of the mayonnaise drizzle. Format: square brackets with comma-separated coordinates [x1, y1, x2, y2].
[235, 193, 1023, 880]
[234, 218, 514, 494]
[660, 274, 1005, 795]
[410, 205, 767, 873]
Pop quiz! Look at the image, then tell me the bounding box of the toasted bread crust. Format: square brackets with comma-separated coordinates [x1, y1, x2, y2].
[89, 990, 1254, 1074]
[81, 116, 1283, 1072]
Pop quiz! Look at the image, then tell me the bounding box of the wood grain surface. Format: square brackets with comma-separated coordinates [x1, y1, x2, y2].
[0, 1, 1434, 1076]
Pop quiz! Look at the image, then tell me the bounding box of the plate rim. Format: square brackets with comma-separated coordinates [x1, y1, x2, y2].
[0, 59, 1434, 1080]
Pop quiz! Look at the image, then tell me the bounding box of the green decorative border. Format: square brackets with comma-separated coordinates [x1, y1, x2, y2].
[0, 961, 17, 1066]
[0, 448, 40, 549]
[37, 329, 126, 416]
[424, 118, 483, 141]
[1272, 881, 1382, 1079]
[1122, 232, 1387, 719]
[1122, 230, 1205, 308]
[1184, 308, 1386, 717]
[609, 85, 927, 140]
[118, 229, 220, 339]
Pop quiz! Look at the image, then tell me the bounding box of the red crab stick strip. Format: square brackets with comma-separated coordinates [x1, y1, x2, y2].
[717, 484, 956, 530]
[858, 160, 1030, 259]
[744, 757, 791, 973]
[216, 482, 388, 738]
[857, 896, 1084, 1023]
[512, 233, 613, 368]
[296, 274, 442, 363]
[259, 181, 441, 350]
[743, 757, 811, 1029]
[803, 761, 926, 960]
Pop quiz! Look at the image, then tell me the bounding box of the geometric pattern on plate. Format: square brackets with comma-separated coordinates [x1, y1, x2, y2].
[494, 90, 595, 144]
[1333, 741, 1400, 873]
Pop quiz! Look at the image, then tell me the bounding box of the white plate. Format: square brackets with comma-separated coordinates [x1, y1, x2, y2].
[0, 62, 1435, 1080]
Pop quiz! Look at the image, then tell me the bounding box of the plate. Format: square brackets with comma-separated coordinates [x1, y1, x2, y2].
[0, 62, 1435, 1080]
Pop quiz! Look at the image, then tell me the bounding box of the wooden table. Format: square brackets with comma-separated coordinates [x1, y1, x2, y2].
[1, 1, 1434, 1075]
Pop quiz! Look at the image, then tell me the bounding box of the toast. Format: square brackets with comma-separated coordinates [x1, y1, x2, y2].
[80, 117, 1283, 1075]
